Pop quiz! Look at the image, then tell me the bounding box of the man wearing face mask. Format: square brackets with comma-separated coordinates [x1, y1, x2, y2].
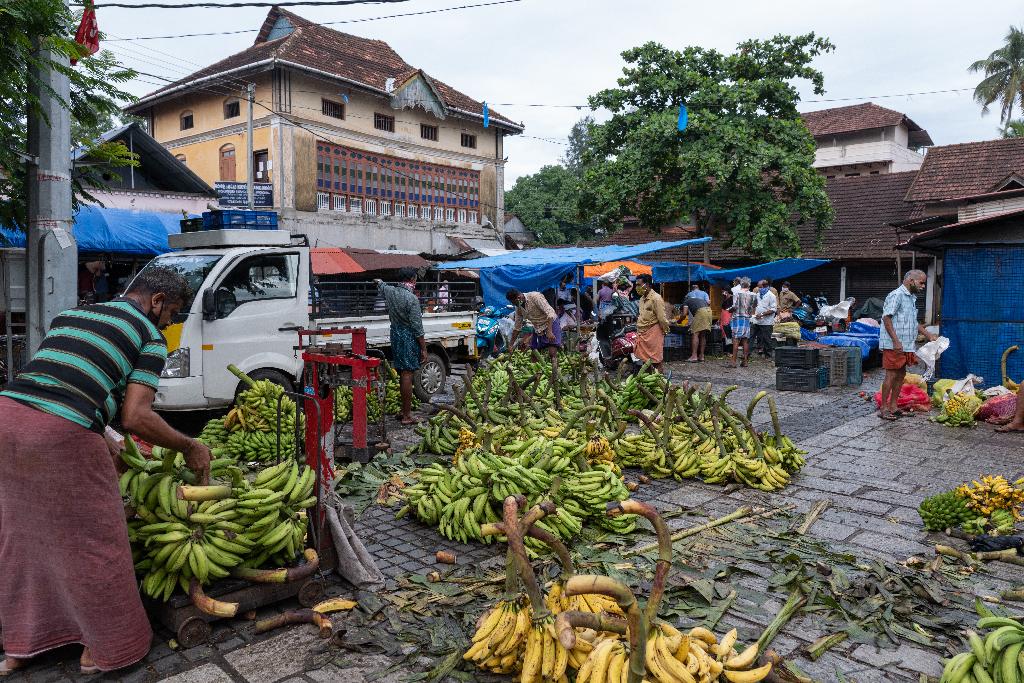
[878, 269, 937, 421]
[0, 267, 212, 676]
[633, 274, 670, 370]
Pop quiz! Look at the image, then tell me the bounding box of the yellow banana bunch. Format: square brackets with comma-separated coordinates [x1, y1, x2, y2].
[463, 598, 531, 674]
[520, 616, 570, 683]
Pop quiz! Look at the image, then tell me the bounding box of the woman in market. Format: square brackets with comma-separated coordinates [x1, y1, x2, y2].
[0, 267, 212, 676]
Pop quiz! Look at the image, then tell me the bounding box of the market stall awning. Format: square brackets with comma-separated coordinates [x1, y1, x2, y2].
[342, 248, 431, 272]
[582, 260, 652, 279]
[310, 248, 364, 275]
[436, 238, 711, 307]
[1, 205, 192, 256]
[651, 258, 829, 285]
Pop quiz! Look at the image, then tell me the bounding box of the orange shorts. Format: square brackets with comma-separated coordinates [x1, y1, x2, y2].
[882, 349, 918, 370]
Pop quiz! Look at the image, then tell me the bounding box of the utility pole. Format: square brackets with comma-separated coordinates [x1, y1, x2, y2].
[246, 82, 255, 210]
[26, 25, 77, 356]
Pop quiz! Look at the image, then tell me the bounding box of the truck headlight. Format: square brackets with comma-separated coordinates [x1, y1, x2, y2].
[161, 347, 190, 378]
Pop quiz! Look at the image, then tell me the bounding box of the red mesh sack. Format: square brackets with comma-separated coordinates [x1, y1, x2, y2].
[976, 393, 1019, 423]
[875, 384, 932, 411]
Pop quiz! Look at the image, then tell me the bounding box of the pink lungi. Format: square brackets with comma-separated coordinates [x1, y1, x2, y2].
[635, 325, 665, 364]
[0, 397, 151, 670]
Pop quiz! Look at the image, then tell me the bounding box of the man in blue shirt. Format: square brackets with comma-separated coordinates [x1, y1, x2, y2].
[879, 270, 936, 420]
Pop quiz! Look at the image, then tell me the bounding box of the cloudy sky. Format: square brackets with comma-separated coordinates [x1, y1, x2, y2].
[100, 0, 1016, 188]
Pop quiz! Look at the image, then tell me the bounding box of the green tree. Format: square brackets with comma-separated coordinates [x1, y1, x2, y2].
[969, 26, 1024, 125]
[561, 115, 594, 176]
[1003, 119, 1024, 138]
[578, 34, 835, 260]
[0, 0, 138, 230]
[505, 165, 592, 244]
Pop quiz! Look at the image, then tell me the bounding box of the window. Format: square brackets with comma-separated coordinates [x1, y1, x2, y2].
[434, 206, 444, 221]
[395, 203, 405, 218]
[445, 207, 455, 222]
[374, 112, 395, 132]
[457, 209, 467, 223]
[380, 201, 392, 216]
[350, 197, 362, 214]
[365, 198, 377, 216]
[332, 195, 345, 211]
[460, 133, 476, 149]
[408, 205, 418, 219]
[420, 124, 438, 141]
[174, 154, 186, 163]
[322, 99, 345, 120]
[469, 210, 478, 223]
[214, 253, 300, 317]
[224, 99, 240, 119]
[180, 111, 194, 131]
[317, 192, 330, 210]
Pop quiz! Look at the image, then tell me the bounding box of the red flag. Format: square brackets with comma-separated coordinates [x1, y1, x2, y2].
[71, 1, 99, 66]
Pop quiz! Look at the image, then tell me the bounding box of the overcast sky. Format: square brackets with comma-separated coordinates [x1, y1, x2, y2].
[100, 0, 1017, 189]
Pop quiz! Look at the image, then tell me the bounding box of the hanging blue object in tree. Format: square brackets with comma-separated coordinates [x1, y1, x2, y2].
[677, 104, 688, 131]
[483, 102, 489, 128]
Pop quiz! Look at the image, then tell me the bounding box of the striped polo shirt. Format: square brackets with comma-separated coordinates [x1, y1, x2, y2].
[1, 299, 167, 433]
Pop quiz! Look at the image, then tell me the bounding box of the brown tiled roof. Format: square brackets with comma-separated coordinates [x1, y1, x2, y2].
[128, 7, 521, 131]
[904, 138, 1024, 202]
[801, 103, 933, 147]
[574, 172, 922, 264]
[342, 248, 431, 272]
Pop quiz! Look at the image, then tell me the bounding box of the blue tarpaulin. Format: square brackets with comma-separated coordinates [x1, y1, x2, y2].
[651, 258, 829, 285]
[0, 206, 188, 256]
[436, 238, 712, 307]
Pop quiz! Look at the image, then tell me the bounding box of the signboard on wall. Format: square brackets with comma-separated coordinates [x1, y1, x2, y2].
[215, 181, 273, 207]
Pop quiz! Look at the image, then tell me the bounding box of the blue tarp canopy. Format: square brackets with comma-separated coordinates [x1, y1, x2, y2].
[0, 206, 188, 256]
[651, 258, 830, 285]
[435, 238, 712, 307]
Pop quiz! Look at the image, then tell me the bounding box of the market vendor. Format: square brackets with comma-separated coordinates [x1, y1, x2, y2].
[0, 267, 212, 676]
[376, 268, 428, 426]
[878, 269, 937, 421]
[634, 274, 670, 371]
[508, 288, 559, 353]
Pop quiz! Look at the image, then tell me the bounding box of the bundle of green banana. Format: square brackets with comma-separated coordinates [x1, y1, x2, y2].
[231, 458, 317, 568]
[918, 490, 976, 532]
[940, 615, 1024, 683]
[217, 365, 300, 461]
[614, 370, 668, 414]
[932, 392, 983, 428]
[197, 417, 230, 449]
[333, 362, 420, 424]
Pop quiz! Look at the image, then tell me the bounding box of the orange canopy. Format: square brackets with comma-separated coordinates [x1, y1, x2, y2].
[310, 248, 364, 275]
[582, 260, 652, 279]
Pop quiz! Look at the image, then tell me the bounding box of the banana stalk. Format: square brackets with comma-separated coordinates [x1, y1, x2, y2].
[554, 610, 627, 649]
[609, 500, 671, 622]
[227, 363, 257, 388]
[502, 497, 548, 615]
[565, 575, 646, 683]
[746, 390, 769, 421]
[230, 549, 320, 583]
[189, 579, 239, 618]
[254, 608, 332, 638]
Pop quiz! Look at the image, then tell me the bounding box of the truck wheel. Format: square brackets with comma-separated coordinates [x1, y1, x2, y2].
[237, 368, 295, 398]
[414, 353, 446, 402]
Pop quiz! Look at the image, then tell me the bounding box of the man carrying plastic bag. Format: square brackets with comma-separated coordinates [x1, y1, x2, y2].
[878, 270, 937, 420]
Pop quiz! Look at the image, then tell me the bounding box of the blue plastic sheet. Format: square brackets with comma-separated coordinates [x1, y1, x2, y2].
[816, 334, 877, 359]
[0, 206, 189, 255]
[479, 263, 576, 308]
[652, 258, 829, 285]
[849, 321, 881, 336]
[800, 328, 819, 341]
[435, 238, 711, 270]
[939, 246, 1024, 386]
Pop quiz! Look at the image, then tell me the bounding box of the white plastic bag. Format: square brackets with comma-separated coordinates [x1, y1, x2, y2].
[951, 373, 983, 396]
[914, 336, 949, 381]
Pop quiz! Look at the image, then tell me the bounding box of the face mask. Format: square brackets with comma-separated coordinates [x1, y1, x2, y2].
[147, 301, 165, 329]
[759, 287, 769, 295]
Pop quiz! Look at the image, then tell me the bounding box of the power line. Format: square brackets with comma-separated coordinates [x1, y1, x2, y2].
[106, 0, 524, 41]
[85, 0, 412, 8]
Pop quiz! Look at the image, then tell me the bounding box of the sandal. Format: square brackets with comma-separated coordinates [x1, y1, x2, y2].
[878, 412, 897, 421]
[1, 659, 28, 676]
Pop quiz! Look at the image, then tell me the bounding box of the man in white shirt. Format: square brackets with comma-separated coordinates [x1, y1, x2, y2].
[730, 277, 743, 298]
[753, 279, 778, 359]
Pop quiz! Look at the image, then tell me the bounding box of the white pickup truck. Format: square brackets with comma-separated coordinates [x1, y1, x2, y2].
[141, 229, 477, 411]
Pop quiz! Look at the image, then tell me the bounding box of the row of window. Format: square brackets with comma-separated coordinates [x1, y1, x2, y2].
[315, 193, 477, 223]
[315, 143, 481, 215]
[178, 98, 478, 150]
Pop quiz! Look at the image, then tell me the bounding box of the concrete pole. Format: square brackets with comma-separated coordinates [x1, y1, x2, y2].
[26, 28, 77, 356]
[246, 82, 255, 209]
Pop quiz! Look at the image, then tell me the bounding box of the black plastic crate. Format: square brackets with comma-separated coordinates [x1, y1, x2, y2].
[179, 217, 203, 233]
[776, 367, 821, 392]
[774, 347, 820, 369]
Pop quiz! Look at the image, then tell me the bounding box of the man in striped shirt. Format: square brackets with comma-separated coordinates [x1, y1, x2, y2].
[0, 267, 211, 676]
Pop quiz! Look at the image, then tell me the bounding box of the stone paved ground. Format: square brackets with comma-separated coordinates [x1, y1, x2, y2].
[5, 356, 1024, 683]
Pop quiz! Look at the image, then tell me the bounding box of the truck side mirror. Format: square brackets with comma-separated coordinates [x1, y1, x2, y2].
[202, 289, 216, 321]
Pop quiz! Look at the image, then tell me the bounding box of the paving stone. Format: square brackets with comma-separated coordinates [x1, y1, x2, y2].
[151, 663, 234, 683]
[850, 643, 944, 677]
[848, 530, 931, 557]
[802, 519, 858, 542]
[224, 631, 322, 683]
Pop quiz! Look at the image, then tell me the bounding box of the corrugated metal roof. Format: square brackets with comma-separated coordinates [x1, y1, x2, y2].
[342, 248, 430, 272]
[310, 248, 364, 275]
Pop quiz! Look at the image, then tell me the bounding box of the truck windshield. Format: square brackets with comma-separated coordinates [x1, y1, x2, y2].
[137, 254, 222, 313]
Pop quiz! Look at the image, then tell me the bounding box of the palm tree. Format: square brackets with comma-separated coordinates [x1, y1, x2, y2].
[969, 26, 1024, 124]
[1004, 119, 1024, 138]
